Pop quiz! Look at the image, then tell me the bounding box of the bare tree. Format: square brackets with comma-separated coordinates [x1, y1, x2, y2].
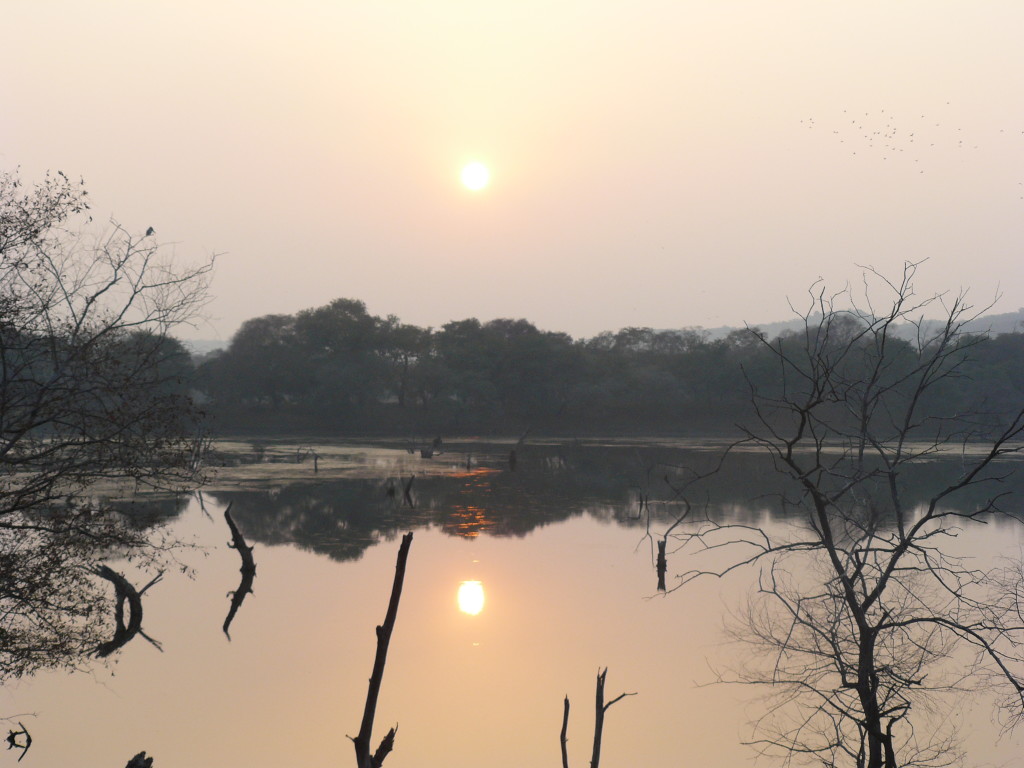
[666, 263, 1024, 768]
[0, 169, 214, 678]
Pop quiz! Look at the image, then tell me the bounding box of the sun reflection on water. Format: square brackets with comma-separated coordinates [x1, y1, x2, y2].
[457, 580, 485, 615]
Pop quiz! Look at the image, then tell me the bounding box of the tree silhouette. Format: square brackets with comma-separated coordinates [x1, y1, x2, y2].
[0, 169, 212, 678]
[665, 264, 1024, 768]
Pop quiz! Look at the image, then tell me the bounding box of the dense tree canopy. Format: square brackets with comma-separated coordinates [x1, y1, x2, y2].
[196, 297, 1023, 437]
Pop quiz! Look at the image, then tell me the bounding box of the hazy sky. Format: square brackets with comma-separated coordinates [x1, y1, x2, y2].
[3, 1, 1022, 342]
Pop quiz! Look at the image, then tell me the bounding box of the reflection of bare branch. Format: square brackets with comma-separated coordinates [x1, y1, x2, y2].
[93, 566, 163, 657]
[644, 445, 741, 591]
[195, 490, 213, 521]
[402, 476, 415, 508]
[656, 539, 667, 591]
[5, 721, 32, 762]
[223, 503, 256, 640]
[351, 532, 413, 768]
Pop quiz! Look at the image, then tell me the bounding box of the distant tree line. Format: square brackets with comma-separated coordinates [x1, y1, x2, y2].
[190, 297, 1024, 435]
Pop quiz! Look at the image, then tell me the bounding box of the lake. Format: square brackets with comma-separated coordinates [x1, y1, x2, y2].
[5, 438, 1024, 767]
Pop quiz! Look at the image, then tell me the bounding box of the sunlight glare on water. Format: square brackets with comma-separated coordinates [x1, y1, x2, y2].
[5, 439, 1023, 768]
[457, 580, 485, 615]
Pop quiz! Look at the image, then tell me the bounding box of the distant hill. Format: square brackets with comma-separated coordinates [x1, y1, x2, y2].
[181, 339, 227, 355]
[963, 308, 1024, 335]
[702, 308, 1024, 341]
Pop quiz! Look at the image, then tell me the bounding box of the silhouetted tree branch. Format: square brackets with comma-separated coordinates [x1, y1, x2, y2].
[0, 169, 213, 679]
[560, 696, 570, 768]
[668, 263, 1024, 768]
[351, 532, 413, 768]
[561, 668, 635, 768]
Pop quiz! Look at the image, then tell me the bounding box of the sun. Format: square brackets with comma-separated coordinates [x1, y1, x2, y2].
[460, 162, 490, 191]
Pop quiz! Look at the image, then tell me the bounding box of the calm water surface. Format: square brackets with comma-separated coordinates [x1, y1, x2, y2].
[4, 439, 1024, 767]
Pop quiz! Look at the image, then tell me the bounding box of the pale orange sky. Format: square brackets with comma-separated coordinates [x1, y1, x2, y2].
[2, 1, 1022, 342]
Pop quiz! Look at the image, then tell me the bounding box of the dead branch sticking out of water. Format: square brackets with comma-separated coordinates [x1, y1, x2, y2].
[94, 567, 164, 658]
[296, 446, 320, 472]
[223, 503, 256, 640]
[560, 668, 635, 768]
[656, 539, 667, 592]
[508, 427, 531, 472]
[350, 532, 413, 768]
[125, 752, 153, 768]
[559, 697, 570, 768]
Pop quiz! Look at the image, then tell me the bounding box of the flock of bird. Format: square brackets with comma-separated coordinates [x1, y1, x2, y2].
[800, 103, 1024, 199]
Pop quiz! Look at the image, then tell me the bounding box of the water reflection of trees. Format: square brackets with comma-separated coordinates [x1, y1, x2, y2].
[207, 443, 1024, 563]
[0, 493, 190, 680]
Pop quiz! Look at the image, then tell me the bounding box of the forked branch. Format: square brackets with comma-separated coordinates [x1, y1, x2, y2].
[351, 532, 413, 768]
[561, 668, 636, 768]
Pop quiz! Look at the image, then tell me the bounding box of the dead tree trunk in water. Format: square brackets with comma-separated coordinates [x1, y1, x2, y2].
[560, 696, 570, 768]
[351, 532, 413, 768]
[590, 668, 634, 768]
[561, 668, 635, 768]
[655, 540, 667, 592]
[509, 427, 530, 472]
